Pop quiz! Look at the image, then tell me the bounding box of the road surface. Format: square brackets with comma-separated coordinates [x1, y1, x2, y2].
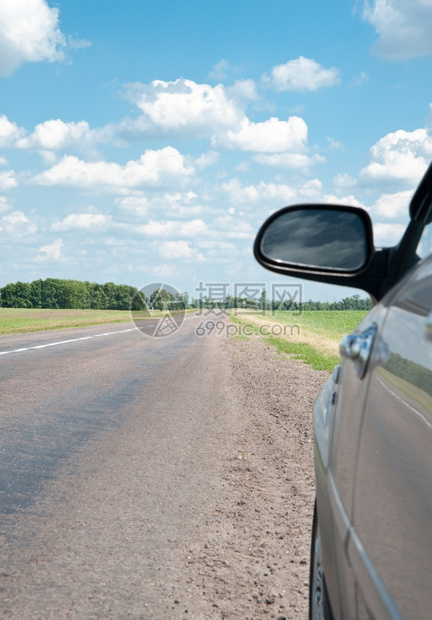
[0, 313, 325, 619]
[0, 314, 241, 618]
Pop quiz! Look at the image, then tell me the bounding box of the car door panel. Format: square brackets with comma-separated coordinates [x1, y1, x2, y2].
[352, 258, 432, 619]
[323, 303, 388, 619]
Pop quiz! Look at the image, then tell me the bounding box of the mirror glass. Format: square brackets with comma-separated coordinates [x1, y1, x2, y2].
[260, 208, 368, 271]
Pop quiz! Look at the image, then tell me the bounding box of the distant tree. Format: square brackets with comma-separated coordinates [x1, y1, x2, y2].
[30, 279, 43, 308]
[149, 288, 174, 310]
[259, 289, 268, 311]
[0, 281, 33, 308]
[117, 285, 136, 310]
[131, 290, 147, 311]
[41, 278, 60, 309]
[58, 280, 88, 309]
[86, 283, 108, 309]
[0, 283, 17, 307]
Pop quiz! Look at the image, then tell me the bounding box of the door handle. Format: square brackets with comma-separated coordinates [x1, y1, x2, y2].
[340, 325, 377, 379]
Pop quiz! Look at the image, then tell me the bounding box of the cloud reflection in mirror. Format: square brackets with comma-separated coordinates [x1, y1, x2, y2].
[261, 208, 368, 271]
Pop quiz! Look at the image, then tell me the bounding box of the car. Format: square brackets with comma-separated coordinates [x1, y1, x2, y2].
[253, 162, 432, 620]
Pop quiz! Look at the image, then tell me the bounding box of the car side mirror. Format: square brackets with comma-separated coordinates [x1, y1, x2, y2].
[254, 204, 374, 275]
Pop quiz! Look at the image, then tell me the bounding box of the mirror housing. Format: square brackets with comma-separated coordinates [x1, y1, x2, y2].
[254, 204, 388, 300]
[256, 204, 373, 273]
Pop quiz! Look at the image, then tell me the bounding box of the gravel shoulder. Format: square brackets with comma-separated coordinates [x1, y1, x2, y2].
[176, 334, 329, 619]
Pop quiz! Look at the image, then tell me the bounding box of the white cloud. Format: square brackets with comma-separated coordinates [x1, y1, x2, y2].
[213, 215, 254, 239]
[226, 79, 258, 101]
[0, 170, 17, 190]
[372, 190, 412, 218]
[360, 128, 432, 185]
[327, 137, 344, 151]
[198, 240, 237, 251]
[0, 0, 66, 76]
[333, 173, 357, 188]
[208, 59, 230, 80]
[265, 57, 340, 92]
[213, 116, 308, 152]
[322, 194, 367, 209]
[0, 210, 37, 235]
[116, 191, 202, 218]
[152, 263, 175, 278]
[16, 119, 96, 151]
[0, 157, 7, 166]
[116, 196, 150, 216]
[222, 178, 296, 205]
[362, 0, 432, 59]
[137, 219, 208, 238]
[253, 152, 326, 169]
[38, 238, 64, 260]
[299, 178, 323, 199]
[122, 78, 244, 138]
[373, 222, 406, 244]
[195, 151, 219, 169]
[32, 147, 194, 191]
[0, 196, 12, 213]
[51, 213, 112, 232]
[156, 240, 204, 261]
[0, 115, 25, 147]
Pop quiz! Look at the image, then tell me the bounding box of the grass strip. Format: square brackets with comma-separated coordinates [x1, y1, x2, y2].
[263, 335, 339, 372]
[230, 314, 339, 371]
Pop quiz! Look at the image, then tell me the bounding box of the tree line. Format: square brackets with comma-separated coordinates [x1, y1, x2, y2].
[0, 279, 372, 313]
[190, 292, 372, 312]
[0, 279, 146, 310]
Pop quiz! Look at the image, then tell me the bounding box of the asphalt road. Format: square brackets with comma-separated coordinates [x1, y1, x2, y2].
[0, 312, 238, 618]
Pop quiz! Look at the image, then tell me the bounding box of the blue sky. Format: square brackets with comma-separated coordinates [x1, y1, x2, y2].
[1, 0, 432, 303]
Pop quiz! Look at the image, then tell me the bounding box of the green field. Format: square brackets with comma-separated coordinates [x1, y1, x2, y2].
[0, 307, 198, 335]
[232, 309, 370, 372]
[0, 308, 133, 335]
[275, 310, 368, 339]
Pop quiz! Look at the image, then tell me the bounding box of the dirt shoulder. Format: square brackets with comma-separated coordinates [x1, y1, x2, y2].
[177, 334, 329, 619]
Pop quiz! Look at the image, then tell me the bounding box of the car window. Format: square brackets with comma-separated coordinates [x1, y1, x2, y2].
[416, 220, 432, 260]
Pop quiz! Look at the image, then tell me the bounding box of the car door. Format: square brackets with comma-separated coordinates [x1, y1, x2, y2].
[349, 254, 432, 619]
[321, 300, 387, 620]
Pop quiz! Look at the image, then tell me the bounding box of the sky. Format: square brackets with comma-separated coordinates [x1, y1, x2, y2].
[1, 0, 432, 303]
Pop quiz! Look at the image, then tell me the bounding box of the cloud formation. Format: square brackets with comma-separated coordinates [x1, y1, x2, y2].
[1, 210, 37, 236]
[0, 170, 17, 191]
[362, 0, 432, 59]
[16, 120, 96, 151]
[38, 238, 64, 261]
[372, 190, 412, 219]
[0, 0, 66, 76]
[265, 57, 340, 92]
[137, 219, 208, 238]
[51, 213, 112, 232]
[0, 115, 25, 147]
[122, 78, 244, 138]
[213, 116, 308, 152]
[222, 179, 296, 205]
[360, 128, 432, 186]
[156, 240, 204, 261]
[32, 148, 194, 192]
